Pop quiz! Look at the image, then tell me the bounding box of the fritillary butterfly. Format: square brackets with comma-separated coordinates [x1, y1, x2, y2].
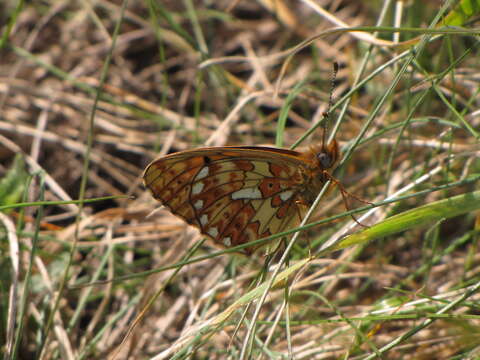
[143, 140, 339, 254]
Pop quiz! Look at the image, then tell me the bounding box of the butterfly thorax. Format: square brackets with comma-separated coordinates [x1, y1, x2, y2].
[297, 140, 339, 205]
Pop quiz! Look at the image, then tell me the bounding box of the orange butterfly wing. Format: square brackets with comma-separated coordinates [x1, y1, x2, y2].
[143, 144, 338, 254]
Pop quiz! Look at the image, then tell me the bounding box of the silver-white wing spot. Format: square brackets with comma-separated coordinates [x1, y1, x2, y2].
[196, 166, 209, 180]
[223, 237, 232, 247]
[207, 227, 219, 238]
[192, 182, 205, 195]
[232, 187, 262, 200]
[280, 190, 294, 201]
[200, 214, 208, 226]
[194, 199, 204, 210]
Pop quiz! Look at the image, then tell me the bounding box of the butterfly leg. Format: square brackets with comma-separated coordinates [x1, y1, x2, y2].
[323, 171, 373, 228]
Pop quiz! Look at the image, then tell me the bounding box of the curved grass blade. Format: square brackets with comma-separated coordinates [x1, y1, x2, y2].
[327, 190, 480, 253]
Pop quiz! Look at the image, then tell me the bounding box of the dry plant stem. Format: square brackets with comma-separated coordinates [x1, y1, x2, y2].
[328, 0, 393, 143]
[0, 120, 142, 192]
[239, 181, 331, 359]
[364, 281, 480, 360]
[110, 235, 206, 360]
[73, 225, 115, 347]
[379, 138, 477, 152]
[206, 90, 271, 146]
[38, 3, 127, 359]
[393, 0, 404, 44]
[241, 37, 272, 90]
[300, 0, 395, 46]
[0, 3, 66, 109]
[30, 98, 51, 166]
[258, 299, 287, 359]
[0, 134, 80, 213]
[2, 212, 19, 357]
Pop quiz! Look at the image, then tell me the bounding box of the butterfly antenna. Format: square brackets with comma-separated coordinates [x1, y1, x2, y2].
[321, 62, 338, 150]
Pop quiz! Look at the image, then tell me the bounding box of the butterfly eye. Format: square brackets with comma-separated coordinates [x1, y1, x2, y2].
[317, 152, 332, 168]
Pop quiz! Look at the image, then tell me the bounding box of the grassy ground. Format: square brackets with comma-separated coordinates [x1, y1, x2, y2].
[1, 1, 480, 359]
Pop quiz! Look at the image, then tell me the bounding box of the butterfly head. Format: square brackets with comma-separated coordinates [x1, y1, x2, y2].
[317, 139, 339, 171]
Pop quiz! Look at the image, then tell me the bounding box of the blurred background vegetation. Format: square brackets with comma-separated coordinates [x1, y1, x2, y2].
[1, 0, 479, 359]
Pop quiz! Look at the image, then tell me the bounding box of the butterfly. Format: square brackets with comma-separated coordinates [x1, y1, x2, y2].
[143, 140, 340, 254]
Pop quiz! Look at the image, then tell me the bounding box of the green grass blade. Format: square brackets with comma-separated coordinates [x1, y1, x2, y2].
[331, 190, 480, 252]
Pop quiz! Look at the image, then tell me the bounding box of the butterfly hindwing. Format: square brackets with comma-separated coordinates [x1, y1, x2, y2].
[144, 147, 309, 253]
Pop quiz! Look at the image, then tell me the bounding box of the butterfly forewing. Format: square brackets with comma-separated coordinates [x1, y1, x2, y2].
[143, 147, 317, 253]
